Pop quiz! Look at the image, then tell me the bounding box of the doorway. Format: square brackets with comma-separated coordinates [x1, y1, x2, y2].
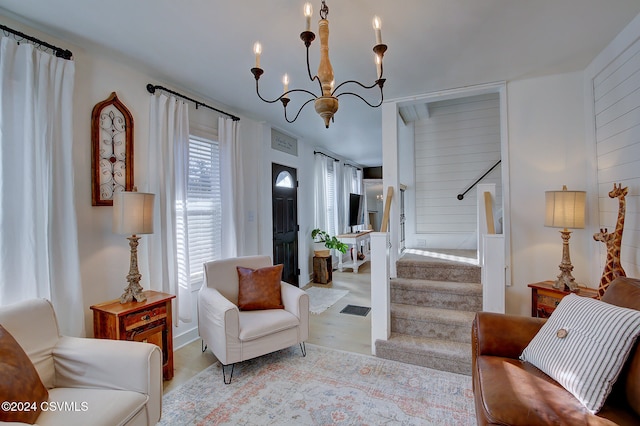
[272, 163, 299, 286]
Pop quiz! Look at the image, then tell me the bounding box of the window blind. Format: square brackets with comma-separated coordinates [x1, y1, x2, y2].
[184, 137, 221, 288]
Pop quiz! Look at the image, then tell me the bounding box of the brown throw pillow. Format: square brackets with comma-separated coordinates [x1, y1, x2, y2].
[237, 264, 285, 311]
[0, 324, 48, 424]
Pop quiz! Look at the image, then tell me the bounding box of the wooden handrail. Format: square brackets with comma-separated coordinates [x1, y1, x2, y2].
[380, 187, 394, 232]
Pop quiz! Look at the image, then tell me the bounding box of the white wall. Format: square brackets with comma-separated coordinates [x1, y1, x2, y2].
[506, 71, 591, 315]
[398, 119, 416, 248]
[585, 12, 640, 285]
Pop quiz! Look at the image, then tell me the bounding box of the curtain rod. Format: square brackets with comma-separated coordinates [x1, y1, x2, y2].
[146, 84, 240, 121]
[0, 24, 72, 60]
[314, 151, 340, 162]
[343, 163, 362, 171]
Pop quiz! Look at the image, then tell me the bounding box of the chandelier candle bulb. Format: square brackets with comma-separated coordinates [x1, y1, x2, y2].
[282, 74, 289, 98]
[253, 42, 262, 68]
[304, 3, 313, 31]
[373, 16, 382, 45]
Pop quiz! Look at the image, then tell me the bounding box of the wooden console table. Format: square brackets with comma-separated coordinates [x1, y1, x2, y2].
[91, 290, 175, 380]
[336, 230, 372, 273]
[528, 281, 598, 318]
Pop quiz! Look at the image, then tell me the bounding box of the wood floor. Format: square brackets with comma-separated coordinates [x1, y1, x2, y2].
[163, 263, 372, 394]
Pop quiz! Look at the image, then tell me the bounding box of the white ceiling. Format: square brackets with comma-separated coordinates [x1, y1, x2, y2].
[1, 0, 640, 166]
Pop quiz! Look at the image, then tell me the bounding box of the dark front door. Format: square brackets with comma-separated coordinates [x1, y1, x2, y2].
[272, 163, 299, 286]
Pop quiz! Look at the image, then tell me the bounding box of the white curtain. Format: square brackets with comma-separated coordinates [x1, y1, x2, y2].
[219, 117, 243, 258]
[338, 165, 351, 233]
[147, 93, 193, 324]
[0, 38, 83, 336]
[314, 153, 337, 235]
[338, 164, 363, 233]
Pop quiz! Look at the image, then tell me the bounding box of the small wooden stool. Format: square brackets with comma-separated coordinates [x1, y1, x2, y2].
[313, 256, 332, 284]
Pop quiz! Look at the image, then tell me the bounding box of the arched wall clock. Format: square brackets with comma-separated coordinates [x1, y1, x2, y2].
[91, 92, 134, 206]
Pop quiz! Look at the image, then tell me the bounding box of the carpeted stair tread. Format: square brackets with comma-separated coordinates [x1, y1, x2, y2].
[391, 303, 475, 343]
[391, 277, 482, 295]
[397, 254, 481, 283]
[391, 278, 483, 311]
[391, 303, 476, 323]
[399, 252, 477, 265]
[375, 333, 471, 375]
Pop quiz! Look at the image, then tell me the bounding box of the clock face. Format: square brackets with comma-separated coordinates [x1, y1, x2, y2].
[91, 93, 134, 206]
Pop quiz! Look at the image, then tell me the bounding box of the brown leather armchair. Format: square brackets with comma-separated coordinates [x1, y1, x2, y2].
[472, 277, 640, 425]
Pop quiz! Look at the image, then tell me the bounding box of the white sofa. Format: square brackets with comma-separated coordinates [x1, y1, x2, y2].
[198, 255, 309, 383]
[0, 299, 162, 426]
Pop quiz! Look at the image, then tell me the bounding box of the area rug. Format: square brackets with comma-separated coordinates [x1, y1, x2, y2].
[305, 286, 348, 314]
[160, 344, 476, 425]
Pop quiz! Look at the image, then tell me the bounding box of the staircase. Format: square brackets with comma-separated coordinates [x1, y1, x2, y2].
[375, 251, 482, 375]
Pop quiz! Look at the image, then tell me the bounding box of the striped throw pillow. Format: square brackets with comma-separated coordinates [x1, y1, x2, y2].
[520, 293, 640, 413]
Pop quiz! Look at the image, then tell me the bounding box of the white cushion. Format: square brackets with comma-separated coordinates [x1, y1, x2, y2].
[520, 293, 640, 413]
[239, 309, 299, 341]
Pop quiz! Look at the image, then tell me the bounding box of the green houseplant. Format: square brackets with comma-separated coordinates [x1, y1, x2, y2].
[312, 228, 348, 255]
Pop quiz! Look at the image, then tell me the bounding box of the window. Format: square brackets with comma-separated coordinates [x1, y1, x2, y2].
[179, 136, 222, 288]
[314, 153, 338, 237]
[275, 170, 294, 188]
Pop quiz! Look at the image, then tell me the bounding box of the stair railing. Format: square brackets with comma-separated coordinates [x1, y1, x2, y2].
[457, 160, 501, 200]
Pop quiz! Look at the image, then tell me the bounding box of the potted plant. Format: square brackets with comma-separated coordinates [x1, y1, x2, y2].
[312, 228, 348, 257]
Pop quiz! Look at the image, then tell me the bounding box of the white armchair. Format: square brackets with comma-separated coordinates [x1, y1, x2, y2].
[0, 299, 162, 426]
[198, 255, 309, 384]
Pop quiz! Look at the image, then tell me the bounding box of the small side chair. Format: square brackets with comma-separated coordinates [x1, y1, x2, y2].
[197, 255, 309, 383]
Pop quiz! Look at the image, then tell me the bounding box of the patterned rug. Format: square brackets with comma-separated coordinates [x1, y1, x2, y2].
[305, 287, 348, 314]
[160, 344, 476, 425]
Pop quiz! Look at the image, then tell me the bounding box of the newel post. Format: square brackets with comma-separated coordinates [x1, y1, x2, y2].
[370, 232, 390, 354]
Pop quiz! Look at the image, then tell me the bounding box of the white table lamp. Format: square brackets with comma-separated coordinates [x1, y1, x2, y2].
[113, 190, 155, 303]
[545, 185, 586, 291]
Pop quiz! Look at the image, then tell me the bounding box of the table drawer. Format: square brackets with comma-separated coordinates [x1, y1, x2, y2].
[123, 305, 167, 331]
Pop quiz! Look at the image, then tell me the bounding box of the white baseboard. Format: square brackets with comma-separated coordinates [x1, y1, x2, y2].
[173, 326, 200, 351]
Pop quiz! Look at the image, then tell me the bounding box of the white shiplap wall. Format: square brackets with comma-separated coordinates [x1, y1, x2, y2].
[414, 93, 502, 246]
[591, 33, 640, 278]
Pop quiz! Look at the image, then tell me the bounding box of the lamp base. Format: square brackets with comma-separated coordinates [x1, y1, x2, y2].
[120, 282, 147, 304]
[119, 235, 147, 304]
[553, 229, 579, 292]
[553, 272, 578, 292]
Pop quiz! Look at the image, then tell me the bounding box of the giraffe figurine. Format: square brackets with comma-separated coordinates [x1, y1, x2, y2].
[593, 183, 628, 299]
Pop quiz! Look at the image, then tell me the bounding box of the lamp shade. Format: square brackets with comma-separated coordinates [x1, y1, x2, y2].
[545, 186, 586, 229]
[113, 191, 155, 235]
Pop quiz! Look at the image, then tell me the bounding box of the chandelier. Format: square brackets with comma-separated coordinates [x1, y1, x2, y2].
[251, 1, 387, 128]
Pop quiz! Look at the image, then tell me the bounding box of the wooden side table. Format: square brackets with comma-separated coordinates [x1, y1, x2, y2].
[91, 290, 175, 380]
[313, 256, 332, 284]
[528, 281, 598, 318]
